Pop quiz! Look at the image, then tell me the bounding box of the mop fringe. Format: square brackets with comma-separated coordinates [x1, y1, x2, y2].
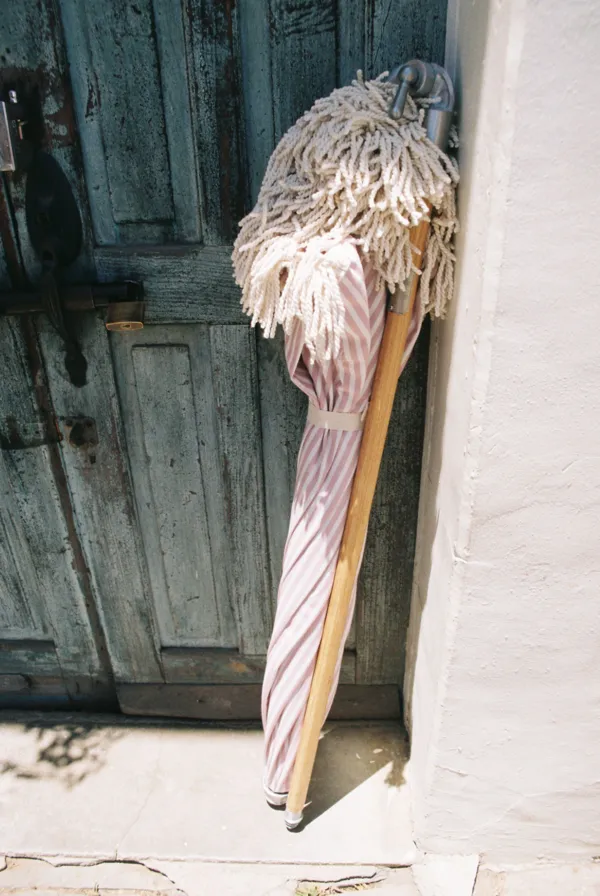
[233, 72, 459, 364]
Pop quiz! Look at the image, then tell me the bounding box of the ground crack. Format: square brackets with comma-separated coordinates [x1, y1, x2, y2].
[295, 869, 385, 894]
[1, 855, 188, 896]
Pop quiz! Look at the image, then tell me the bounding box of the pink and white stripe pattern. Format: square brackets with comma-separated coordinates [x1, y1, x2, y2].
[261, 242, 423, 797]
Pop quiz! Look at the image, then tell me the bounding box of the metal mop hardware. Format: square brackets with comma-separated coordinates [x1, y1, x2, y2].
[283, 60, 456, 831]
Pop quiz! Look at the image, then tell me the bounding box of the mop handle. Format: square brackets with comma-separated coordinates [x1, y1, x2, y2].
[284, 212, 432, 829]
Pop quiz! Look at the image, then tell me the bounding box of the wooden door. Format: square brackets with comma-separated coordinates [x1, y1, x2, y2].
[0, 0, 445, 718]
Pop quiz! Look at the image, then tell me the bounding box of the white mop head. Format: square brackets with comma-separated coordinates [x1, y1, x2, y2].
[232, 72, 459, 363]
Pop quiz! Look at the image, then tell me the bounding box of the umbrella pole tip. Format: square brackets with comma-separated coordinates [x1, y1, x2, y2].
[284, 808, 304, 831]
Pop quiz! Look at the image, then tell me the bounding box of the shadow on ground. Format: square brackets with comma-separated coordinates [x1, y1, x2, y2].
[0, 717, 122, 787]
[0, 713, 409, 825]
[300, 720, 409, 826]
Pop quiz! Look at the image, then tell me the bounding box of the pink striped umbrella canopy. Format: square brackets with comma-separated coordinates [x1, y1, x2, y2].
[261, 241, 421, 800]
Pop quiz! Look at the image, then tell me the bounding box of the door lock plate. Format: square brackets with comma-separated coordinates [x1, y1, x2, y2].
[0, 101, 16, 172]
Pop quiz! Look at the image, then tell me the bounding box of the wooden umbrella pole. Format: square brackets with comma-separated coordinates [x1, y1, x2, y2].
[284, 213, 431, 829]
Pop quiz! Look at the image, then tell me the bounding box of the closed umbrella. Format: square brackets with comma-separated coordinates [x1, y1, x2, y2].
[261, 242, 422, 802]
[232, 66, 458, 816]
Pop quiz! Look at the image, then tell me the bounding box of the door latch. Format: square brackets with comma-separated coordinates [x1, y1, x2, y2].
[0, 86, 38, 173]
[0, 96, 16, 172]
[0, 90, 27, 172]
[0, 280, 145, 328]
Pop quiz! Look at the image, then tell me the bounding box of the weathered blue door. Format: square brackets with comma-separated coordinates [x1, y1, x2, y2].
[0, 0, 444, 717]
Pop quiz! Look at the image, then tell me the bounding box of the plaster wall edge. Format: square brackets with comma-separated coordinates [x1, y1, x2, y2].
[404, 0, 528, 833]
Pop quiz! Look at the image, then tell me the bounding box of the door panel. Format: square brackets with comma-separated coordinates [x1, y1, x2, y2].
[59, 0, 241, 245]
[125, 339, 235, 648]
[0, 317, 110, 702]
[0, 0, 446, 715]
[72, 1, 175, 229]
[37, 316, 162, 682]
[111, 323, 272, 662]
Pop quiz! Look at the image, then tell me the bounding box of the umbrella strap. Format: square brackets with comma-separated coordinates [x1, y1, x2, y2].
[307, 403, 366, 432]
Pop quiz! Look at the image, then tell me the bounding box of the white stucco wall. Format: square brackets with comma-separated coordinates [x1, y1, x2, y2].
[405, 0, 600, 863]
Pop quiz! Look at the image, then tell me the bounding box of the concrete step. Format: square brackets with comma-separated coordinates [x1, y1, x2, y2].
[0, 713, 415, 866]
